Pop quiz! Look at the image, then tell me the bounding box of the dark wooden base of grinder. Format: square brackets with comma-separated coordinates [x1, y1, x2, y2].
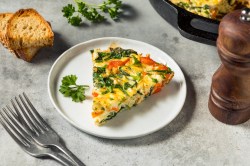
[209, 90, 250, 125]
[208, 65, 250, 125]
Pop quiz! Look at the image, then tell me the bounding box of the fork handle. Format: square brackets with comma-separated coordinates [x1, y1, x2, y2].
[54, 143, 85, 166]
[48, 150, 76, 166]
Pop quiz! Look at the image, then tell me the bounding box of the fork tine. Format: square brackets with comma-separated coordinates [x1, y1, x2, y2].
[11, 99, 27, 124]
[3, 107, 33, 138]
[14, 97, 40, 135]
[23, 92, 49, 129]
[6, 104, 32, 134]
[0, 116, 27, 148]
[0, 111, 77, 166]
[12, 97, 32, 128]
[0, 110, 30, 147]
[6, 105, 18, 119]
[19, 94, 46, 132]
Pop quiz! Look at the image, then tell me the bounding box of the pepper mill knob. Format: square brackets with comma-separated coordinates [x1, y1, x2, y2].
[240, 8, 250, 21]
[208, 9, 250, 124]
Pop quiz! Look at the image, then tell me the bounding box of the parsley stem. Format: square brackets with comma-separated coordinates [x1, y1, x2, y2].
[74, 0, 99, 8]
[62, 0, 122, 26]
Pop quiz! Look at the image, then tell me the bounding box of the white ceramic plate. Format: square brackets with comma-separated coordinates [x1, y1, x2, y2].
[48, 37, 186, 139]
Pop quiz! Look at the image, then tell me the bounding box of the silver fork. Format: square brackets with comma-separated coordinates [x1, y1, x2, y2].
[0, 108, 74, 166]
[10, 92, 85, 166]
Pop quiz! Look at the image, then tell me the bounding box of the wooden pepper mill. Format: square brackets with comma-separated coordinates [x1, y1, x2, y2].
[208, 8, 250, 125]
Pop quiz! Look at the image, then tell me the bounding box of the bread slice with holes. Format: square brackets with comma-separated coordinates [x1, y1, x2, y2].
[0, 13, 13, 47]
[6, 8, 54, 50]
[0, 12, 41, 61]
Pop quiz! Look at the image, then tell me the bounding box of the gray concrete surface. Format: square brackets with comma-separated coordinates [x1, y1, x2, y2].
[0, 0, 249, 166]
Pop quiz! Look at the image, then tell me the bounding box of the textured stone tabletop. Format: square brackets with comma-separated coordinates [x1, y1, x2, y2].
[0, 0, 249, 166]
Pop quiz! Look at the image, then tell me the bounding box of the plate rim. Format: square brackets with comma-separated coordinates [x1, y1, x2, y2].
[47, 37, 187, 139]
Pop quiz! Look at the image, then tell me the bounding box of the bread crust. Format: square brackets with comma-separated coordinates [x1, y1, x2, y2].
[0, 9, 53, 62]
[0, 13, 20, 58]
[6, 8, 54, 50]
[0, 12, 42, 61]
[15, 47, 41, 61]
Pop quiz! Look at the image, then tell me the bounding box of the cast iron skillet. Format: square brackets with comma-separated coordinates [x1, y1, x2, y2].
[150, 0, 220, 45]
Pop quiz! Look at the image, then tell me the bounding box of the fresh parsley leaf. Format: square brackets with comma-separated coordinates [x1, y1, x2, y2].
[69, 16, 82, 26]
[62, 0, 123, 26]
[59, 75, 89, 102]
[62, 4, 75, 17]
[100, 0, 122, 20]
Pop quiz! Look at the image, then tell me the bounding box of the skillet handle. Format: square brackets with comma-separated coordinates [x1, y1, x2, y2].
[177, 10, 218, 45]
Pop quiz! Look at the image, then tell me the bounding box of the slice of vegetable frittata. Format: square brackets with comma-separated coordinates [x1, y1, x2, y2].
[91, 47, 174, 125]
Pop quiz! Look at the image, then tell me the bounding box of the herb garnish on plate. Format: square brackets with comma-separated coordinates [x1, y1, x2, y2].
[59, 75, 89, 102]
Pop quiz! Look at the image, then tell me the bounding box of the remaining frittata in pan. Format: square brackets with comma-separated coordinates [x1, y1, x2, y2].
[170, 0, 250, 20]
[91, 47, 174, 125]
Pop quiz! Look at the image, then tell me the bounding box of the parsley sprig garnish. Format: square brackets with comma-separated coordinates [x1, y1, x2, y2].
[62, 0, 122, 26]
[59, 75, 89, 102]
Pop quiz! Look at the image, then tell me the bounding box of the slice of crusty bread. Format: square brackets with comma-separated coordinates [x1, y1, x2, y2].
[0, 13, 13, 47]
[0, 12, 41, 61]
[6, 8, 54, 50]
[14, 47, 41, 62]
